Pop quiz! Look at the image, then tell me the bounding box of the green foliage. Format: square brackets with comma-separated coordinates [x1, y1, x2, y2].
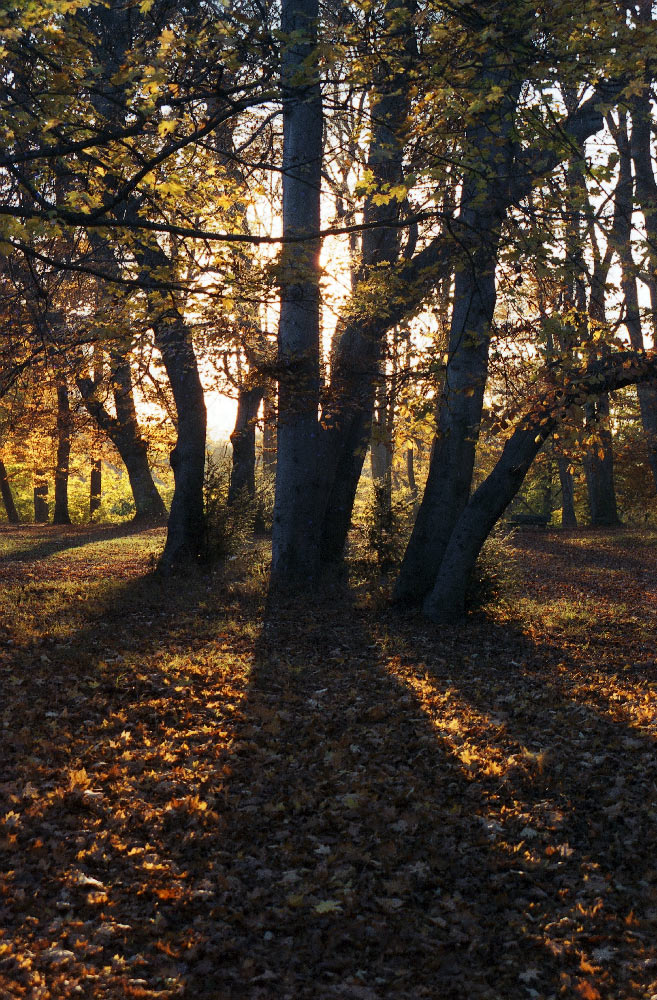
[201, 450, 235, 564]
[0, 460, 158, 526]
[351, 478, 416, 577]
[201, 449, 266, 564]
[466, 530, 519, 615]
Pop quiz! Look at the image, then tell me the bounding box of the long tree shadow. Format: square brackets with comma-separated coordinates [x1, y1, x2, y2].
[510, 526, 657, 582]
[2, 549, 657, 999]
[374, 606, 657, 1000]
[172, 598, 657, 999]
[0, 520, 164, 565]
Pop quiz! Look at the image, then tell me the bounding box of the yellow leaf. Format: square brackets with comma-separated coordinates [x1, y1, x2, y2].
[314, 899, 342, 914]
[157, 119, 177, 137]
[159, 28, 176, 50]
[158, 180, 185, 198]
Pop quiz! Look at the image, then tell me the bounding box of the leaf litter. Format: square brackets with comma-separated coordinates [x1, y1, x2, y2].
[1, 523, 657, 999]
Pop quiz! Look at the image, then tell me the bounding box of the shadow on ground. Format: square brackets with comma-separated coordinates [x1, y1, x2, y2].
[1, 528, 656, 999]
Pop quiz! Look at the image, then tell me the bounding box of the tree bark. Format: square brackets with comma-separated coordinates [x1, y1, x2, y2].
[556, 454, 577, 527]
[583, 243, 620, 527]
[0, 458, 20, 523]
[393, 66, 521, 604]
[270, 0, 323, 592]
[53, 382, 72, 525]
[371, 375, 393, 495]
[406, 445, 417, 500]
[624, 271, 657, 489]
[612, 105, 657, 491]
[229, 384, 264, 503]
[394, 247, 499, 603]
[583, 394, 620, 526]
[150, 307, 207, 570]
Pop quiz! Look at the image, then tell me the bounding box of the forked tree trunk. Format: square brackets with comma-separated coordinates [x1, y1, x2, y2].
[560, 93, 620, 530]
[270, 0, 323, 591]
[316, 56, 606, 577]
[423, 351, 657, 622]
[318, 9, 415, 565]
[394, 246, 499, 603]
[0, 459, 20, 523]
[78, 361, 166, 522]
[53, 382, 72, 525]
[394, 74, 520, 605]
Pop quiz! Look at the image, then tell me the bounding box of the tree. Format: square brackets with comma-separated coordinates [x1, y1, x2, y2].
[423, 348, 657, 622]
[270, 0, 323, 590]
[53, 380, 72, 525]
[0, 457, 20, 523]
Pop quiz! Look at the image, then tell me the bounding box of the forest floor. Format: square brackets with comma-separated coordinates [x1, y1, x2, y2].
[1, 523, 657, 1000]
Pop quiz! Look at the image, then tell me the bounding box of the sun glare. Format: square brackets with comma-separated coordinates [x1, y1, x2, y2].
[205, 390, 238, 444]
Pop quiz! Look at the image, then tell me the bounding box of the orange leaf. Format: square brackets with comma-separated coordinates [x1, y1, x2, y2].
[575, 981, 601, 1000]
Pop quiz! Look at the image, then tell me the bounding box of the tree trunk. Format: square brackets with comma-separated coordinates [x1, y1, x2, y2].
[318, 10, 415, 565]
[270, 0, 323, 592]
[624, 271, 657, 490]
[422, 350, 657, 622]
[562, 95, 620, 530]
[371, 377, 393, 498]
[370, 377, 395, 566]
[78, 361, 166, 522]
[111, 357, 167, 522]
[583, 395, 620, 526]
[262, 389, 277, 475]
[394, 244, 499, 603]
[53, 382, 72, 525]
[34, 474, 49, 523]
[317, 88, 611, 575]
[393, 71, 520, 605]
[556, 453, 577, 527]
[229, 384, 265, 503]
[151, 309, 207, 570]
[318, 330, 380, 564]
[584, 270, 620, 527]
[406, 445, 417, 500]
[612, 107, 657, 491]
[90, 458, 102, 519]
[0, 459, 20, 523]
